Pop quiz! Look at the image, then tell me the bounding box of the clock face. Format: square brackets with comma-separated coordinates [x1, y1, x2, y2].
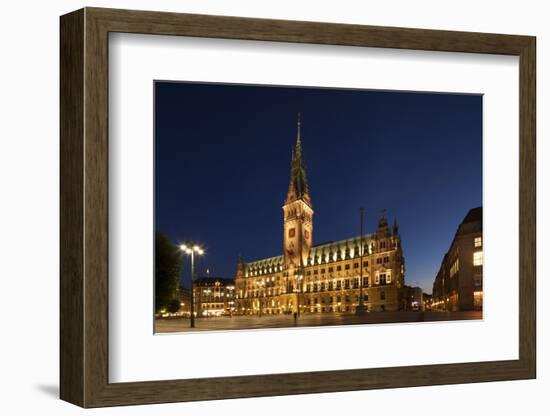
[304, 230, 310, 240]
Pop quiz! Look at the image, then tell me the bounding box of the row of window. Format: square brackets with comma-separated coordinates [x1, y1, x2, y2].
[250, 291, 387, 307]
[251, 291, 386, 308]
[306, 257, 384, 276]
[247, 244, 397, 277]
[305, 249, 394, 267]
[305, 292, 386, 304]
[448, 250, 482, 279]
[200, 303, 225, 309]
[198, 293, 234, 299]
[238, 275, 391, 299]
[307, 277, 370, 292]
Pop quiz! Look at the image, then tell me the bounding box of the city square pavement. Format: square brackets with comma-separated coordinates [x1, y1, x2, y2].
[155, 310, 482, 333]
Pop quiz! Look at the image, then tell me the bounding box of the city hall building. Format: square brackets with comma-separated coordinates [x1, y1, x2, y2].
[235, 115, 405, 315]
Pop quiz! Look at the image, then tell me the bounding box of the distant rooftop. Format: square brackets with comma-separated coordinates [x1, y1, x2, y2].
[194, 277, 235, 286]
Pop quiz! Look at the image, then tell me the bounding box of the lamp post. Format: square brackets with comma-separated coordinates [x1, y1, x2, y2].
[179, 243, 204, 328]
[295, 272, 303, 318]
[255, 280, 265, 317]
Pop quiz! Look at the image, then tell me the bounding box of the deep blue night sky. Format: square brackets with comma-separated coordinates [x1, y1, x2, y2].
[155, 82, 482, 293]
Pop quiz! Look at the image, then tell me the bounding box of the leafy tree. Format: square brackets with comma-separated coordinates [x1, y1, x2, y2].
[167, 298, 181, 314]
[155, 232, 182, 313]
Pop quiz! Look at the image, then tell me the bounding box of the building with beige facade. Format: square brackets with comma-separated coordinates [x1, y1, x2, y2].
[193, 277, 236, 317]
[432, 207, 483, 311]
[235, 115, 405, 315]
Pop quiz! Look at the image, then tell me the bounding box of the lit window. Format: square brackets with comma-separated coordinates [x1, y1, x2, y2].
[473, 291, 483, 308]
[473, 251, 483, 266]
[450, 259, 460, 277]
[474, 236, 482, 247]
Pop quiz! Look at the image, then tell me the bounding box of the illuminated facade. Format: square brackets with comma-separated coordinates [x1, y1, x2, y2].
[235, 115, 405, 315]
[432, 207, 483, 311]
[193, 277, 236, 317]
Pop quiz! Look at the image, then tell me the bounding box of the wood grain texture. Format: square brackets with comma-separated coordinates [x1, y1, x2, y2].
[518, 38, 536, 376]
[59, 8, 84, 407]
[59, 7, 537, 408]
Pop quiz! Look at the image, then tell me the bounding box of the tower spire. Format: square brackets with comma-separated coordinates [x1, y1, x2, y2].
[294, 112, 303, 160]
[285, 112, 311, 206]
[393, 217, 399, 235]
[297, 112, 301, 145]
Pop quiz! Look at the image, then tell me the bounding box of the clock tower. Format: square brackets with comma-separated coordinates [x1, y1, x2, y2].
[283, 113, 314, 276]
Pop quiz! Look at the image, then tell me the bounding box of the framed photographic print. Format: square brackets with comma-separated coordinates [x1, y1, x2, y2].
[60, 7, 536, 408]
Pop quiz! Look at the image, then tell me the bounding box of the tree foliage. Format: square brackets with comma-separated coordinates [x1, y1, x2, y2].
[167, 298, 181, 314]
[155, 231, 182, 313]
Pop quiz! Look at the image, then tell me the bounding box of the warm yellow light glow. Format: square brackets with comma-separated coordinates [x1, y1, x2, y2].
[193, 245, 200, 251]
[197, 248, 204, 255]
[179, 244, 187, 251]
[473, 251, 483, 266]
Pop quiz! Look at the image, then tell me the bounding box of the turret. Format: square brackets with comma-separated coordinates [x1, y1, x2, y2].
[392, 217, 399, 236]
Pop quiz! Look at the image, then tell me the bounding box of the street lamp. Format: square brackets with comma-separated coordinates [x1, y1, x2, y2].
[295, 272, 303, 317]
[179, 243, 204, 328]
[255, 280, 265, 317]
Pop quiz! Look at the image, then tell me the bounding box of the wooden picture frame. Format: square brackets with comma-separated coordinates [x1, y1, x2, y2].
[60, 7, 536, 408]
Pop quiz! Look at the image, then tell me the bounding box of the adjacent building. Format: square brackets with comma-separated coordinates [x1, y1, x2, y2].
[401, 286, 424, 311]
[176, 287, 191, 316]
[235, 114, 405, 315]
[422, 292, 433, 310]
[193, 277, 236, 317]
[432, 207, 483, 311]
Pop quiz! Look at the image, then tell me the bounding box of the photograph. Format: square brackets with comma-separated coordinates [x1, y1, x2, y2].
[153, 81, 483, 333]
